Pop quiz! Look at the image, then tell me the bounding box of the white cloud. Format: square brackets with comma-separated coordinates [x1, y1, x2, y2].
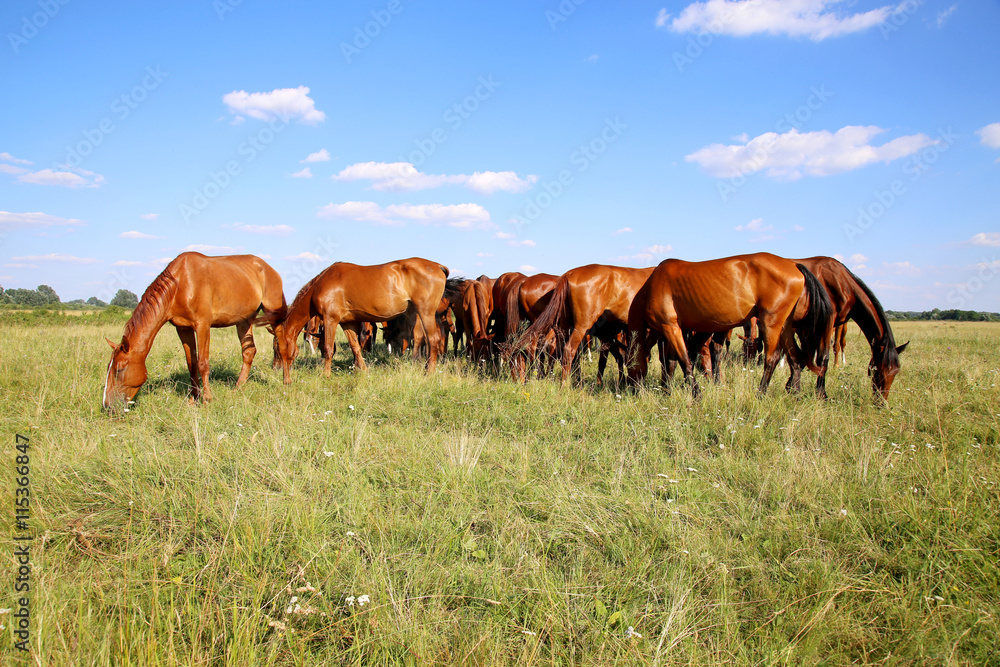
[686, 126, 937, 179]
[301, 149, 330, 163]
[883, 261, 920, 277]
[976, 123, 1000, 149]
[119, 231, 164, 240]
[18, 167, 105, 188]
[519, 265, 537, 273]
[182, 244, 242, 254]
[229, 222, 294, 236]
[664, 0, 896, 41]
[647, 244, 673, 254]
[655, 8, 671, 27]
[3, 263, 39, 269]
[0, 164, 28, 175]
[113, 260, 146, 267]
[222, 86, 326, 124]
[586, 54, 600, 62]
[735, 217, 772, 233]
[285, 251, 325, 261]
[291, 167, 313, 179]
[510, 239, 536, 248]
[0, 211, 85, 231]
[318, 201, 491, 229]
[140, 213, 159, 221]
[613, 227, 633, 235]
[0, 152, 32, 166]
[792, 224, 804, 232]
[936, 4, 957, 27]
[966, 232, 1000, 247]
[331, 161, 536, 194]
[476, 252, 494, 257]
[12, 253, 97, 264]
[494, 231, 515, 240]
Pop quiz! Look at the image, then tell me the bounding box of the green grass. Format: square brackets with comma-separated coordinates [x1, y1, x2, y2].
[1, 320, 998, 665]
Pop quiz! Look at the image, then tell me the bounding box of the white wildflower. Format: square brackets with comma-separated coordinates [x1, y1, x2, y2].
[626, 626, 642, 639]
[357, 594, 370, 607]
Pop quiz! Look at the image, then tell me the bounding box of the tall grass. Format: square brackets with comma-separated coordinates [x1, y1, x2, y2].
[1, 320, 998, 665]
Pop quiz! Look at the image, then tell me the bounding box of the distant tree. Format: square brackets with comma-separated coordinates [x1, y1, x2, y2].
[86, 296, 108, 308]
[6, 288, 46, 306]
[0, 286, 8, 304]
[110, 289, 139, 309]
[36, 284, 60, 304]
[67, 299, 86, 305]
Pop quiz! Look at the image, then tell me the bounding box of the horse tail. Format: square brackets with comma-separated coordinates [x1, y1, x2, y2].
[439, 264, 450, 279]
[513, 274, 570, 354]
[443, 276, 465, 304]
[504, 282, 523, 340]
[795, 263, 834, 372]
[473, 281, 490, 338]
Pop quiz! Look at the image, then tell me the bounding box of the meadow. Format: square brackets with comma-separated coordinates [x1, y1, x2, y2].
[1, 317, 998, 665]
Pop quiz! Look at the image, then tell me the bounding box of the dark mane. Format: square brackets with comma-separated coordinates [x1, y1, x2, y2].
[122, 268, 179, 342]
[846, 266, 900, 368]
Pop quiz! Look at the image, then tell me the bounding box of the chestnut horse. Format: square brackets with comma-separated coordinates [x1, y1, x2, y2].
[460, 279, 493, 364]
[788, 256, 907, 400]
[278, 258, 448, 382]
[832, 322, 848, 366]
[513, 265, 655, 385]
[505, 273, 560, 381]
[627, 253, 833, 397]
[103, 252, 287, 410]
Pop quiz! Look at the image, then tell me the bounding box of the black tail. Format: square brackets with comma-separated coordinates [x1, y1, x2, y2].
[513, 275, 570, 355]
[504, 282, 523, 340]
[443, 276, 465, 304]
[795, 264, 834, 371]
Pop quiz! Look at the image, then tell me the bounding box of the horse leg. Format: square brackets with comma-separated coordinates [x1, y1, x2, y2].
[194, 324, 213, 402]
[664, 325, 699, 397]
[756, 318, 787, 396]
[710, 333, 723, 383]
[608, 339, 626, 388]
[414, 305, 440, 374]
[343, 323, 368, 371]
[560, 328, 584, 386]
[322, 315, 339, 376]
[235, 318, 256, 389]
[595, 340, 608, 386]
[176, 326, 200, 401]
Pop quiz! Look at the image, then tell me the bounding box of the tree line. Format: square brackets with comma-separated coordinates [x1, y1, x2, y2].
[886, 308, 1000, 322]
[0, 285, 139, 309]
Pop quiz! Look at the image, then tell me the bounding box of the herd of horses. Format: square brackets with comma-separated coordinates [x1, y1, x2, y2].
[102, 251, 907, 412]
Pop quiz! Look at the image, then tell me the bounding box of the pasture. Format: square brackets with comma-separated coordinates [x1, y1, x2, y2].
[1, 318, 998, 665]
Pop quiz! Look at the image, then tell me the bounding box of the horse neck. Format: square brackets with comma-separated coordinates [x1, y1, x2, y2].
[847, 283, 888, 349]
[122, 302, 171, 357]
[284, 292, 313, 338]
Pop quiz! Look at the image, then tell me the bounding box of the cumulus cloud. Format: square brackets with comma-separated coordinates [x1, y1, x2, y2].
[12, 253, 97, 264]
[331, 161, 537, 194]
[519, 265, 537, 273]
[285, 251, 325, 261]
[661, 0, 896, 41]
[966, 232, 1000, 247]
[140, 213, 159, 221]
[613, 227, 633, 235]
[113, 260, 146, 267]
[291, 167, 312, 179]
[222, 86, 326, 124]
[0, 152, 32, 166]
[301, 149, 331, 163]
[228, 222, 295, 236]
[0, 211, 85, 231]
[976, 123, 1000, 151]
[686, 126, 937, 180]
[612, 244, 673, 265]
[883, 261, 920, 277]
[318, 201, 492, 229]
[17, 166, 105, 188]
[735, 218, 772, 233]
[119, 231, 164, 240]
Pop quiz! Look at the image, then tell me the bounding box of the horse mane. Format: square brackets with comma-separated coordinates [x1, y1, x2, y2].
[846, 266, 900, 369]
[289, 271, 322, 314]
[122, 268, 179, 342]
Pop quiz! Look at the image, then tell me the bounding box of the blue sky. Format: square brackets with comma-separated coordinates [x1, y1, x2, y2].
[1, 0, 998, 310]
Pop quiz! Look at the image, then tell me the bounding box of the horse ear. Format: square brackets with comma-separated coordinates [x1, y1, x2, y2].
[105, 337, 117, 350]
[896, 341, 909, 355]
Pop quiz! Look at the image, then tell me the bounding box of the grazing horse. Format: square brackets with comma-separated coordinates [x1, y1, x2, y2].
[279, 258, 449, 382]
[788, 256, 907, 400]
[412, 278, 464, 358]
[505, 273, 560, 380]
[460, 279, 493, 364]
[488, 272, 527, 360]
[513, 265, 655, 385]
[103, 252, 287, 410]
[627, 253, 833, 397]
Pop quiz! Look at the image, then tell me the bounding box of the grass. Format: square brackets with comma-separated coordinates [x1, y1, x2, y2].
[1, 320, 998, 665]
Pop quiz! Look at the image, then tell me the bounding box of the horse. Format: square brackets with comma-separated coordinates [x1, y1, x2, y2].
[487, 272, 527, 363]
[504, 273, 560, 381]
[460, 279, 493, 364]
[411, 278, 464, 358]
[627, 253, 833, 398]
[278, 258, 449, 382]
[512, 265, 655, 386]
[103, 252, 287, 410]
[787, 256, 907, 400]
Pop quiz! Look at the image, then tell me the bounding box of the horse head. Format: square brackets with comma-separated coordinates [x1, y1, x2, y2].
[868, 340, 908, 401]
[102, 337, 148, 412]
